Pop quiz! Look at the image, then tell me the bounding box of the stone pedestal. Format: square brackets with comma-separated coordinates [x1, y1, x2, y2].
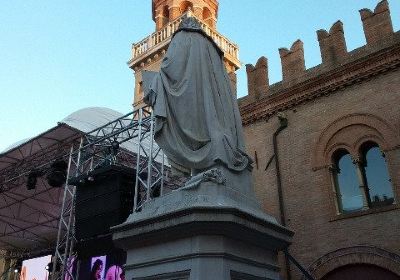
[112, 169, 293, 280]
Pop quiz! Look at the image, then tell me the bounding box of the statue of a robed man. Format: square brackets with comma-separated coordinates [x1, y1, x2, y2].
[113, 19, 292, 280]
[143, 16, 251, 180]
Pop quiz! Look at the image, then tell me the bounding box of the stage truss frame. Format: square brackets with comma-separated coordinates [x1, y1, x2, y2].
[52, 106, 168, 280]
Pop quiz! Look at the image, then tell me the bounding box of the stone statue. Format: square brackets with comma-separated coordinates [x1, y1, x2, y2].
[143, 16, 252, 183]
[114, 18, 291, 280]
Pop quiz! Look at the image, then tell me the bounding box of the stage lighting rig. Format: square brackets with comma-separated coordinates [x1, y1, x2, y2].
[111, 140, 120, 155]
[46, 160, 68, 188]
[26, 170, 43, 190]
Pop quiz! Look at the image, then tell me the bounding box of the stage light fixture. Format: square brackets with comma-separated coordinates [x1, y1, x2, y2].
[26, 170, 43, 190]
[111, 140, 119, 155]
[46, 160, 68, 188]
[26, 172, 38, 190]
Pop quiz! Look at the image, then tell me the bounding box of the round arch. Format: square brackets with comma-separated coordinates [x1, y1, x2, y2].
[162, 5, 170, 18]
[179, 1, 193, 13]
[304, 246, 400, 279]
[203, 6, 212, 20]
[321, 264, 400, 280]
[312, 113, 399, 170]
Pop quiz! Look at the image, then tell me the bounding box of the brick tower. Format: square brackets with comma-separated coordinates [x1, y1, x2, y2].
[129, 0, 241, 108]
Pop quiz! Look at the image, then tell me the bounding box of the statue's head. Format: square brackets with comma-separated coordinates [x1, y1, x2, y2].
[178, 16, 202, 32]
[174, 16, 223, 56]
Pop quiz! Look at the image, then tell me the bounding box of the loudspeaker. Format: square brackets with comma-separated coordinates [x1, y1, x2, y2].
[73, 165, 135, 242]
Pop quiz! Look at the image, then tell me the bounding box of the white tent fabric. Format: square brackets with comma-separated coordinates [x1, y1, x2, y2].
[61, 107, 124, 134]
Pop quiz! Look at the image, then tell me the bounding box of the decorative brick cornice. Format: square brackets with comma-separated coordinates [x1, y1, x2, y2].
[239, 39, 400, 126]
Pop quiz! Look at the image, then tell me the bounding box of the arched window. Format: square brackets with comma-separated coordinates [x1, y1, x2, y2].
[180, 1, 193, 13]
[202, 7, 214, 27]
[161, 5, 169, 27]
[332, 149, 363, 213]
[360, 142, 394, 207]
[203, 7, 212, 20]
[162, 5, 169, 17]
[330, 143, 395, 214]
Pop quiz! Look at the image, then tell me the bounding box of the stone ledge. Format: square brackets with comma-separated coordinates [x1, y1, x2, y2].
[113, 206, 292, 251]
[113, 172, 292, 251]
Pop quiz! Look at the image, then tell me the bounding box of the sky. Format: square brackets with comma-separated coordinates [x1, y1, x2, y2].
[0, 0, 399, 152]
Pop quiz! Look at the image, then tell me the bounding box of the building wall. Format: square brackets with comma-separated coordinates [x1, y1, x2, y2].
[132, 55, 164, 108]
[244, 69, 400, 279]
[240, 1, 400, 279]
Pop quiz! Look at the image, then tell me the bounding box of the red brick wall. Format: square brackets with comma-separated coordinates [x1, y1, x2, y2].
[240, 1, 400, 278]
[243, 66, 400, 280]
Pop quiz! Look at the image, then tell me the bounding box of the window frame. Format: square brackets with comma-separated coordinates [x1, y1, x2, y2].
[358, 141, 395, 208]
[329, 141, 396, 216]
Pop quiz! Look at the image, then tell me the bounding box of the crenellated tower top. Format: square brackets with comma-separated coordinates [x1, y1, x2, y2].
[152, 0, 218, 30]
[241, 0, 399, 125]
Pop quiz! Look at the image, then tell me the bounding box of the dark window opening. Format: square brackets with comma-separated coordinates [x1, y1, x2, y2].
[331, 142, 395, 214]
[360, 142, 394, 208]
[332, 149, 363, 213]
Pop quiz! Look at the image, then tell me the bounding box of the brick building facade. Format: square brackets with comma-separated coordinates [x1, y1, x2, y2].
[240, 1, 400, 279]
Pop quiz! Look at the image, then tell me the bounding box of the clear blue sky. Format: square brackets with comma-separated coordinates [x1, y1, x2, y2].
[1, 0, 399, 151]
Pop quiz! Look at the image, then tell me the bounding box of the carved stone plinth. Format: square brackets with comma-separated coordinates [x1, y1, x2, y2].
[112, 169, 293, 280]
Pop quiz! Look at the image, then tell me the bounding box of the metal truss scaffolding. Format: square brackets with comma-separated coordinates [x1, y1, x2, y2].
[51, 106, 168, 280]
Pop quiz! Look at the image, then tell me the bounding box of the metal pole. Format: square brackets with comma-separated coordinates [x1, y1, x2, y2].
[75, 138, 84, 177]
[146, 111, 155, 201]
[133, 108, 143, 211]
[75, 260, 80, 280]
[52, 145, 74, 279]
[60, 139, 83, 280]
[160, 153, 165, 196]
[62, 187, 76, 280]
[60, 185, 76, 280]
[284, 250, 315, 280]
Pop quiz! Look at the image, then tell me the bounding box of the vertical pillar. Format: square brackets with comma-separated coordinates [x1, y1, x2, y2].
[193, 5, 203, 18]
[211, 17, 217, 29]
[328, 164, 343, 214]
[353, 157, 370, 209]
[155, 15, 164, 30]
[228, 72, 237, 97]
[169, 6, 181, 21]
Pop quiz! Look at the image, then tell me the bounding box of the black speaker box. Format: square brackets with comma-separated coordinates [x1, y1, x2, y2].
[73, 165, 135, 241]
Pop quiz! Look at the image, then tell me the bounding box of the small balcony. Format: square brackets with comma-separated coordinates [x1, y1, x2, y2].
[128, 11, 241, 70]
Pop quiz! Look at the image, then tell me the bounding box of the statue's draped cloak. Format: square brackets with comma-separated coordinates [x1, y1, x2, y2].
[145, 28, 250, 172]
